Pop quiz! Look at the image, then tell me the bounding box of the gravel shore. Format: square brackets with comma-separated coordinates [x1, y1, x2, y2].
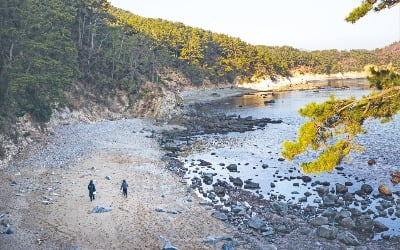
[0, 118, 246, 249]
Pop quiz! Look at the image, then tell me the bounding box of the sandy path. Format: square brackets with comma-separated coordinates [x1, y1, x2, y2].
[0, 119, 240, 249]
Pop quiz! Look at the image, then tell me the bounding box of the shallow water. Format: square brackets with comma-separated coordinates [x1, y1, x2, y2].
[181, 79, 400, 238]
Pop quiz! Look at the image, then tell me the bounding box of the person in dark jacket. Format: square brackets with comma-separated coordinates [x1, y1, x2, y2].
[121, 179, 128, 198]
[88, 180, 96, 201]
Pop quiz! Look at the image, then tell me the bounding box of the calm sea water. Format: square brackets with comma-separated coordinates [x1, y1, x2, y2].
[181, 79, 400, 237]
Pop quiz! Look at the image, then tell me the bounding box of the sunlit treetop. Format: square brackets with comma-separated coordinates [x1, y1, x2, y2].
[345, 0, 400, 23]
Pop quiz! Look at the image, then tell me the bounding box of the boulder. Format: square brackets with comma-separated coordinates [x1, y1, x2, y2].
[355, 215, 373, 232]
[343, 192, 355, 202]
[310, 216, 329, 227]
[340, 217, 356, 229]
[337, 231, 360, 246]
[373, 220, 389, 232]
[226, 164, 237, 172]
[212, 212, 228, 221]
[360, 184, 373, 195]
[202, 173, 213, 185]
[316, 186, 329, 196]
[247, 216, 266, 230]
[378, 184, 392, 196]
[322, 193, 337, 207]
[316, 225, 338, 240]
[335, 183, 348, 194]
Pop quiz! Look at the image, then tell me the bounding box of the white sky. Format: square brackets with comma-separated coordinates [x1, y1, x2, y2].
[109, 0, 400, 51]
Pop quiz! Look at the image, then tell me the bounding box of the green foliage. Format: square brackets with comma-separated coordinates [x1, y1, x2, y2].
[283, 67, 400, 173]
[346, 0, 400, 23]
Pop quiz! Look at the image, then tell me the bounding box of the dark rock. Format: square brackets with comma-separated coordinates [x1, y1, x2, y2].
[343, 192, 355, 202]
[230, 177, 243, 187]
[211, 212, 228, 221]
[262, 164, 269, 169]
[344, 181, 353, 186]
[5, 228, 14, 235]
[321, 181, 330, 186]
[337, 231, 360, 246]
[277, 158, 285, 162]
[322, 193, 337, 207]
[270, 182, 276, 188]
[355, 215, 373, 232]
[203, 235, 233, 244]
[244, 181, 260, 189]
[316, 186, 329, 196]
[338, 210, 351, 219]
[316, 225, 338, 240]
[367, 159, 376, 165]
[247, 216, 266, 230]
[340, 217, 356, 229]
[198, 160, 212, 166]
[231, 205, 246, 214]
[391, 172, 400, 184]
[373, 220, 389, 232]
[213, 186, 225, 196]
[105, 176, 112, 180]
[274, 224, 291, 234]
[350, 208, 362, 217]
[202, 173, 213, 185]
[226, 164, 238, 172]
[360, 184, 373, 195]
[155, 208, 165, 212]
[302, 176, 312, 182]
[298, 197, 307, 203]
[311, 216, 329, 226]
[271, 201, 288, 212]
[335, 183, 348, 194]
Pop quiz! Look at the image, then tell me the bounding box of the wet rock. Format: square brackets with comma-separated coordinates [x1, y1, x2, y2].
[226, 164, 237, 172]
[340, 217, 356, 229]
[335, 183, 348, 194]
[212, 212, 228, 221]
[316, 225, 338, 240]
[243, 181, 260, 189]
[360, 184, 373, 195]
[378, 184, 392, 196]
[92, 206, 112, 213]
[302, 176, 312, 182]
[337, 231, 360, 246]
[247, 216, 266, 230]
[311, 216, 329, 226]
[202, 173, 213, 185]
[373, 220, 389, 232]
[355, 215, 373, 232]
[367, 159, 376, 165]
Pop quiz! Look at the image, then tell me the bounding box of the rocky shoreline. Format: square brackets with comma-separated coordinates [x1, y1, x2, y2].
[160, 93, 400, 249]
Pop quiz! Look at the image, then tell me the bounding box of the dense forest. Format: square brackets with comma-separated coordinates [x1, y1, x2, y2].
[0, 0, 399, 137]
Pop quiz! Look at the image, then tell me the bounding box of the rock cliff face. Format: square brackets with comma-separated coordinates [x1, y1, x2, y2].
[0, 85, 184, 169]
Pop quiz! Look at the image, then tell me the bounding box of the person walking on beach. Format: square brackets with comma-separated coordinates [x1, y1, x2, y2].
[88, 180, 96, 201]
[121, 179, 128, 198]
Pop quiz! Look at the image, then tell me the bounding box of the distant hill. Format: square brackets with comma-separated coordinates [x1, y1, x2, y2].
[0, 0, 398, 141]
